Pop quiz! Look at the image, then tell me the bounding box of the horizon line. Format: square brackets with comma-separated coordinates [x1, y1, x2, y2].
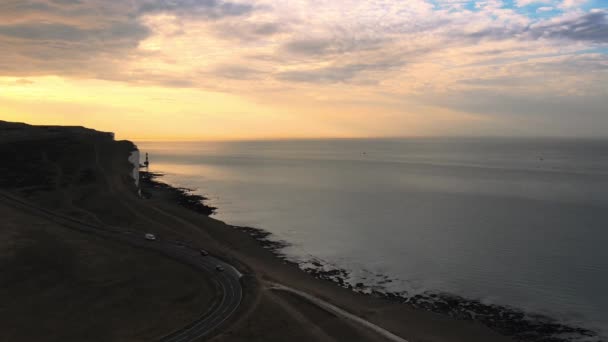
[129, 135, 608, 143]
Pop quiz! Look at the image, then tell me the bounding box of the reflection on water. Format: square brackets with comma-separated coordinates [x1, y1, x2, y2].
[138, 138, 608, 336]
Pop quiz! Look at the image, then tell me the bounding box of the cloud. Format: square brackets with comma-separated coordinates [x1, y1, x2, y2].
[283, 38, 334, 55]
[210, 21, 283, 41]
[276, 61, 402, 84]
[560, 0, 588, 9]
[515, 0, 552, 7]
[15, 79, 35, 85]
[282, 37, 386, 56]
[277, 65, 365, 83]
[537, 6, 555, 12]
[0, 22, 149, 42]
[0, 0, 254, 77]
[434, 90, 608, 136]
[463, 10, 608, 43]
[530, 10, 608, 43]
[212, 65, 263, 80]
[137, 0, 254, 19]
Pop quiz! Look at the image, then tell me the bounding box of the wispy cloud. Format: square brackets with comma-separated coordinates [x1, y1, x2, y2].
[137, 0, 255, 18]
[0, 0, 254, 76]
[530, 10, 608, 42]
[276, 61, 402, 84]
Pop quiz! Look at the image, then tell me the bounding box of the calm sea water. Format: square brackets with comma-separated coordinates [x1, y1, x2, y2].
[137, 138, 608, 336]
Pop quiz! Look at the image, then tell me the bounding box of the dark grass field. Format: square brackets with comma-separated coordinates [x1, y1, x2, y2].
[0, 202, 216, 342]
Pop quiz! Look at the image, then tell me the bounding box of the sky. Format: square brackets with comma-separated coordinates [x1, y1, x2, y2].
[0, 0, 607, 140]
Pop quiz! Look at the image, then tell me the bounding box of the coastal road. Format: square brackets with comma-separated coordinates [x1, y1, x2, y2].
[0, 191, 243, 342]
[268, 282, 408, 342]
[159, 249, 242, 342]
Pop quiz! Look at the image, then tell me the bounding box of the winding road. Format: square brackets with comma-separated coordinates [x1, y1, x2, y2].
[0, 191, 243, 342]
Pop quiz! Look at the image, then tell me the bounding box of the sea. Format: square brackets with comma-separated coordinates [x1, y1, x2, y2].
[137, 138, 608, 339]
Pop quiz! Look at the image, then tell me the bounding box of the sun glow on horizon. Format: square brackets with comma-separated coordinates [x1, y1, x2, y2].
[3, 75, 494, 141]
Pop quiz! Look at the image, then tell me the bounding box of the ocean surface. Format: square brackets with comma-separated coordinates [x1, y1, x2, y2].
[137, 138, 608, 338]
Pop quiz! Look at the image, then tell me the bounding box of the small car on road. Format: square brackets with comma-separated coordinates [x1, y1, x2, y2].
[200, 249, 209, 256]
[145, 233, 157, 241]
[215, 265, 225, 272]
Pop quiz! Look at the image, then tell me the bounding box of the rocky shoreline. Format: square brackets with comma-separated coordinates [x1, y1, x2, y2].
[141, 170, 602, 342]
[140, 171, 216, 216]
[234, 226, 601, 342]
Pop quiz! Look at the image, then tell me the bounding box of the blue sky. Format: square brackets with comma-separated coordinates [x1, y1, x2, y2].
[432, 0, 607, 20]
